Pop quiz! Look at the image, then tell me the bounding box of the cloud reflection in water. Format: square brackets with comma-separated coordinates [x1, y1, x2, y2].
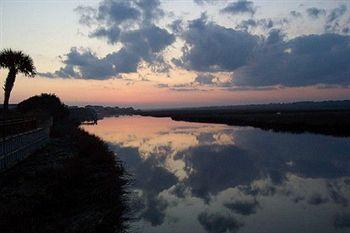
[83, 116, 350, 233]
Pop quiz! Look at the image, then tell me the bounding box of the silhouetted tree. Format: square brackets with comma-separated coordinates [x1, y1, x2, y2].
[17, 93, 69, 122]
[0, 49, 36, 111]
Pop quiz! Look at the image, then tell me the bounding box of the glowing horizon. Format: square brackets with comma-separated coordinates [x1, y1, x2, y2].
[1, 0, 350, 108]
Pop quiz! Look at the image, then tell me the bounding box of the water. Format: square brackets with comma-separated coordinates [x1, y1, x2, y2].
[82, 116, 350, 233]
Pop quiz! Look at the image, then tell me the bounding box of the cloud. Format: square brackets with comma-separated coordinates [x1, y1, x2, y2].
[76, 0, 163, 27]
[43, 0, 174, 80]
[96, 0, 141, 24]
[179, 144, 259, 199]
[327, 4, 347, 23]
[134, 156, 178, 194]
[334, 212, 350, 229]
[141, 194, 169, 226]
[290, 10, 302, 18]
[156, 82, 211, 92]
[328, 185, 348, 206]
[233, 33, 350, 87]
[44, 0, 350, 87]
[170, 183, 187, 198]
[221, 0, 256, 15]
[198, 212, 242, 233]
[307, 193, 329, 205]
[120, 26, 175, 55]
[84, 0, 174, 49]
[89, 26, 121, 44]
[325, 5, 348, 33]
[172, 14, 350, 88]
[40, 47, 117, 79]
[194, 0, 216, 5]
[174, 14, 258, 72]
[169, 19, 184, 34]
[74, 6, 97, 27]
[194, 73, 215, 84]
[236, 18, 274, 31]
[306, 7, 326, 19]
[224, 199, 259, 215]
[136, 0, 164, 24]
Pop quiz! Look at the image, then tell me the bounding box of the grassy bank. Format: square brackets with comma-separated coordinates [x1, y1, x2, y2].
[0, 94, 130, 233]
[140, 109, 350, 137]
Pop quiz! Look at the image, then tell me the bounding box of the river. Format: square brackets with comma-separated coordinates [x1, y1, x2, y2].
[82, 115, 350, 233]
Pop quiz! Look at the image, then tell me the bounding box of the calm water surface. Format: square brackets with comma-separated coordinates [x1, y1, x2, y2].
[83, 116, 350, 233]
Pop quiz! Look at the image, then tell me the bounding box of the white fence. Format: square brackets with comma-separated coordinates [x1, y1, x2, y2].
[0, 127, 50, 171]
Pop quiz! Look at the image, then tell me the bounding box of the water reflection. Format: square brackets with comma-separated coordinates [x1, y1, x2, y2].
[83, 116, 350, 233]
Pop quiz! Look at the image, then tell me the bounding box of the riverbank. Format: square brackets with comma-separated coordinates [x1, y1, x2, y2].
[140, 108, 350, 137]
[0, 126, 129, 233]
[0, 94, 130, 233]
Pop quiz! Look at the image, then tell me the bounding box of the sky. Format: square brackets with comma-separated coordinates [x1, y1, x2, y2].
[1, 0, 350, 108]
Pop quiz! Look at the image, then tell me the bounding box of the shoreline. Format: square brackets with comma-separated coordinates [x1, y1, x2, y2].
[0, 120, 130, 233]
[139, 109, 350, 137]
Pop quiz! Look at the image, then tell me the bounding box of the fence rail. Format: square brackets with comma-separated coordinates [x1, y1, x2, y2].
[0, 127, 50, 171]
[0, 118, 37, 138]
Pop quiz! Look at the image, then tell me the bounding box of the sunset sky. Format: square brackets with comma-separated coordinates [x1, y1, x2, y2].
[1, 0, 350, 108]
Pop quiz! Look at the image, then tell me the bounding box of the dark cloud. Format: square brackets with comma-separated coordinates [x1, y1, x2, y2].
[141, 194, 169, 226]
[236, 18, 274, 31]
[169, 19, 184, 34]
[307, 193, 329, 205]
[39, 47, 117, 79]
[334, 212, 350, 229]
[77, 0, 162, 27]
[290, 10, 302, 18]
[265, 29, 285, 44]
[224, 199, 259, 215]
[74, 6, 97, 27]
[43, 0, 173, 80]
[194, 73, 215, 84]
[136, 0, 164, 24]
[194, 0, 216, 5]
[179, 144, 259, 199]
[234, 129, 350, 180]
[306, 7, 326, 19]
[134, 156, 178, 194]
[325, 5, 348, 33]
[45, 0, 350, 88]
[237, 19, 257, 30]
[120, 26, 175, 54]
[109, 145, 142, 168]
[156, 82, 211, 92]
[238, 183, 276, 197]
[328, 184, 348, 207]
[233, 33, 350, 87]
[157, 83, 169, 88]
[89, 26, 121, 44]
[171, 12, 350, 88]
[43, 25, 174, 79]
[327, 4, 347, 23]
[109, 144, 178, 194]
[174, 14, 258, 72]
[96, 0, 140, 24]
[268, 169, 286, 184]
[198, 212, 242, 233]
[221, 0, 256, 15]
[170, 183, 187, 198]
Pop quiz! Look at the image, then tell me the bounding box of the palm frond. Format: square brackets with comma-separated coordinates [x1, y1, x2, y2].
[0, 49, 36, 76]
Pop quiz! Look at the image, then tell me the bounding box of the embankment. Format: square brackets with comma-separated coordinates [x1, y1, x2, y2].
[0, 120, 129, 233]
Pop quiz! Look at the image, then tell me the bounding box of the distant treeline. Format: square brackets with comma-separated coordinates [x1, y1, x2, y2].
[148, 100, 350, 113]
[140, 100, 350, 137]
[69, 105, 142, 123]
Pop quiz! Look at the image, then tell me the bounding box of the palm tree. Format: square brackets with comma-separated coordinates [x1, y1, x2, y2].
[0, 49, 36, 111]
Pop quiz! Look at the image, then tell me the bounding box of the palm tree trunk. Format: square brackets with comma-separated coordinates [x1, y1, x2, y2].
[3, 68, 17, 111]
